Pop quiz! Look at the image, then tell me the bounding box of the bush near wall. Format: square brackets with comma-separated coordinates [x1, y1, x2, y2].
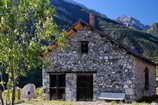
[36, 88, 44, 98]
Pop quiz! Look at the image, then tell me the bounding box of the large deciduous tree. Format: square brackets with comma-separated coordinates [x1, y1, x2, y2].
[0, 0, 64, 105]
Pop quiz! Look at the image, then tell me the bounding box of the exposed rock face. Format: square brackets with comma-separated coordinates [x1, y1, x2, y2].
[43, 27, 156, 102]
[22, 84, 36, 99]
[146, 23, 158, 37]
[116, 16, 147, 30]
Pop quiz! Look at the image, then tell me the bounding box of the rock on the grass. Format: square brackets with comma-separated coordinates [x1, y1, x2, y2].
[21, 83, 36, 99]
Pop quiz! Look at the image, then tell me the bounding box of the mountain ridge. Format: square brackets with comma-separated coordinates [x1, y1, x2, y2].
[51, 0, 158, 62]
[116, 16, 148, 30]
[116, 16, 158, 37]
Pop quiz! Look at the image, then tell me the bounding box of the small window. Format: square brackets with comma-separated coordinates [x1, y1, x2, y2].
[80, 41, 89, 54]
[144, 68, 149, 90]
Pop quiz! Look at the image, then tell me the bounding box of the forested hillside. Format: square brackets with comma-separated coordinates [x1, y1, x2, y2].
[17, 0, 158, 87]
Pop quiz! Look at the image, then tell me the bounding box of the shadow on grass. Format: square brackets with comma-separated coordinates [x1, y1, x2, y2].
[15, 100, 25, 104]
[137, 95, 158, 103]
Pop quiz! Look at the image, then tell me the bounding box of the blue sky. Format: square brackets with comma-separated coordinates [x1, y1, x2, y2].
[74, 0, 158, 25]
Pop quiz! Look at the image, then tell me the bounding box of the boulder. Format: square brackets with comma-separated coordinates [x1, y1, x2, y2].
[22, 84, 36, 99]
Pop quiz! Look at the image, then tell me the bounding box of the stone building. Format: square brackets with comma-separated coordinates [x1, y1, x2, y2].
[42, 16, 157, 102]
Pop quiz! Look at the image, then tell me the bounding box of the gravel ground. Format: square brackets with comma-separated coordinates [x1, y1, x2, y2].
[15, 101, 158, 105]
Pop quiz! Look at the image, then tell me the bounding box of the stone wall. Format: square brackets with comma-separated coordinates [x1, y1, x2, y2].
[133, 57, 156, 100]
[66, 73, 77, 101]
[43, 68, 50, 99]
[43, 27, 156, 101]
[95, 54, 136, 101]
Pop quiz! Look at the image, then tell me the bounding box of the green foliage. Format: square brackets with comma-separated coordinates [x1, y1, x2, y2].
[0, 0, 62, 76]
[0, 0, 65, 104]
[0, 0, 62, 80]
[36, 87, 44, 98]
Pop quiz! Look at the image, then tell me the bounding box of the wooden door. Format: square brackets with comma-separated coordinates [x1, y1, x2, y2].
[77, 74, 93, 101]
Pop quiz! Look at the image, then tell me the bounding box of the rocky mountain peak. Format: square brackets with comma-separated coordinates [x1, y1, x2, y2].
[146, 23, 158, 36]
[116, 16, 147, 30]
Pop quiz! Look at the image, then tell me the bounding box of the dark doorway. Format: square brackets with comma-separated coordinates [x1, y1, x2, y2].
[77, 74, 93, 101]
[49, 74, 65, 100]
[144, 68, 149, 90]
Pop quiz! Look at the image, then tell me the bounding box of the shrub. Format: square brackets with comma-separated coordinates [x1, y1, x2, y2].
[36, 87, 44, 98]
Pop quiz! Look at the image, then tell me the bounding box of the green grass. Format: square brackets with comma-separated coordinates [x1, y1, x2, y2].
[2, 86, 158, 105]
[23, 100, 158, 105]
[25, 100, 76, 105]
[3, 87, 158, 105]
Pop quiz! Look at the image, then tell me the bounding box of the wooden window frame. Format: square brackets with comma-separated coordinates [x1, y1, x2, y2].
[49, 74, 66, 100]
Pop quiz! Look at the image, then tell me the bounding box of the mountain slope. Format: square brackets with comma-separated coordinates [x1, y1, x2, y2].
[116, 16, 147, 30]
[51, 0, 158, 62]
[116, 16, 158, 38]
[146, 23, 158, 37]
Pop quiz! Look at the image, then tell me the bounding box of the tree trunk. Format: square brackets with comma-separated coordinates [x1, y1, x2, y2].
[11, 80, 16, 105]
[0, 72, 4, 105]
[0, 90, 4, 105]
